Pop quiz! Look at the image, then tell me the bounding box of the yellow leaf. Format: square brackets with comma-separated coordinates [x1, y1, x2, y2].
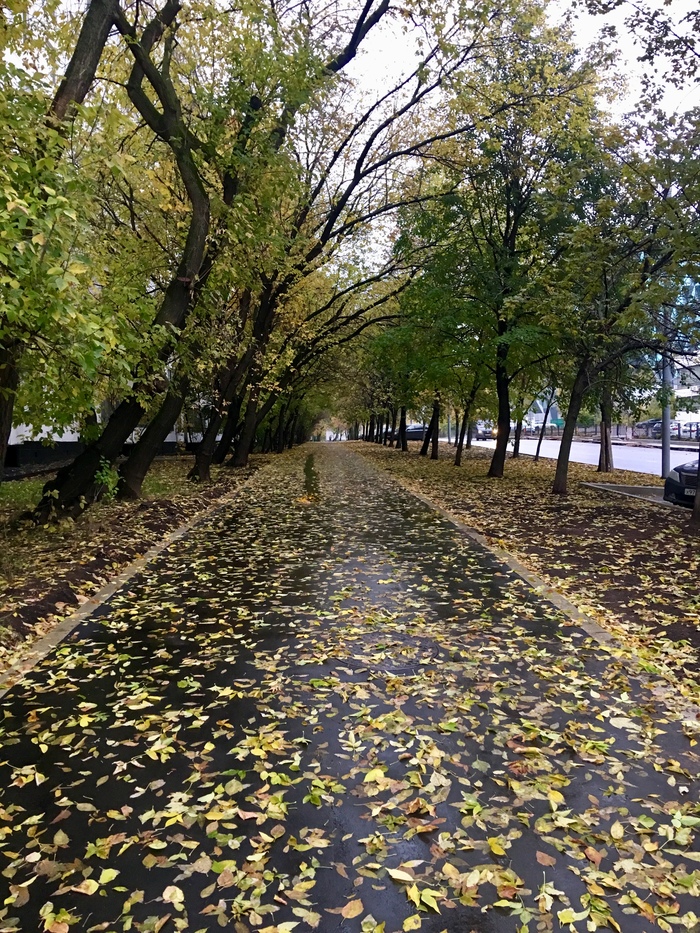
[403, 915, 422, 931]
[488, 837, 506, 856]
[406, 883, 421, 907]
[340, 899, 363, 919]
[71, 879, 99, 895]
[420, 889, 441, 912]
[387, 868, 414, 883]
[610, 820, 624, 840]
[364, 767, 386, 783]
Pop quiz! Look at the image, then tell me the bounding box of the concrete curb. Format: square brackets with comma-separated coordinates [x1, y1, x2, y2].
[581, 482, 674, 508]
[0, 471, 259, 698]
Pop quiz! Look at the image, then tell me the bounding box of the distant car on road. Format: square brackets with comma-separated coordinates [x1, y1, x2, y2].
[632, 419, 662, 438]
[405, 424, 425, 441]
[652, 420, 680, 439]
[664, 459, 699, 506]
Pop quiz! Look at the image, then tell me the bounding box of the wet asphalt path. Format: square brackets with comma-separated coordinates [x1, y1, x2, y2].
[1, 445, 699, 933]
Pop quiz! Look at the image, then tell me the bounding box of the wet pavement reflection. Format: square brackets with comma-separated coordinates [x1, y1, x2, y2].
[0, 445, 698, 933]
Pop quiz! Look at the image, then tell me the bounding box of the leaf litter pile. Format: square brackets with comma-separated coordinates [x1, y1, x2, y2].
[353, 442, 700, 694]
[1, 445, 699, 933]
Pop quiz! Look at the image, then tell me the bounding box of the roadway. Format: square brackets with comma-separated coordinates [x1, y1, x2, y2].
[471, 437, 698, 476]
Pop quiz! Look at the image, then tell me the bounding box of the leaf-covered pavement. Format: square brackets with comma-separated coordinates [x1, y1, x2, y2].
[1, 445, 699, 933]
[352, 442, 700, 691]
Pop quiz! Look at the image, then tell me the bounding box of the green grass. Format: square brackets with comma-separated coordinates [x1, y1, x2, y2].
[0, 477, 44, 521]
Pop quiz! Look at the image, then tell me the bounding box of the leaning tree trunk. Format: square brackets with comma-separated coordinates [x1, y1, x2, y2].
[512, 417, 523, 458]
[487, 344, 511, 478]
[454, 407, 469, 466]
[597, 388, 614, 473]
[398, 407, 408, 451]
[534, 388, 556, 463]
[119, 384, 187, 498]
[430, 394, 440, 460]
[553, 364, 590, 495]
[213, 395, 243, 465]
[231, 389, 259, 467]
[453, 409, 460, 449]
[420, 400, 438, 457]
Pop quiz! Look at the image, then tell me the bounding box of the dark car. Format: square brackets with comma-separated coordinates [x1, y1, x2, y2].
[632, 418, 662, 438]
[652, 420, 680, 439]
[664, 459, 699, 506]
[405, 424, 426, 441]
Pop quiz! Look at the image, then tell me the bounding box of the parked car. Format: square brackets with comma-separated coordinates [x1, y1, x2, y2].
[652, 420, 680, 439]
[664, 459, 699, 506]
[632, 419, 662, 438]
[404, 424, 426, 441]
[681, 422, 700, 439]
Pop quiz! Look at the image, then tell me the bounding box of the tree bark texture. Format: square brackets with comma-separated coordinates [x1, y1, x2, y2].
[420, 402, 438, 457]
[398, 407, 407, 451]
[553, 365, 590, 495]
[512, 418, 523, 458]
[119, 382, 186, 498]
[430, 394, 440, 460]
[454, 406, 469, 467]
[488, 343, 511, 478]
[231, 389, 259, 467]
[597, 389, 614, 472]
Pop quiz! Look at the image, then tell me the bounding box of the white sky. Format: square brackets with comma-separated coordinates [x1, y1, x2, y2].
[345, 0, 698, 118]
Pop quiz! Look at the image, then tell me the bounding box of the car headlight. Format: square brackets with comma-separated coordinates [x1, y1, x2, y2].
[668, 469, 680, 482]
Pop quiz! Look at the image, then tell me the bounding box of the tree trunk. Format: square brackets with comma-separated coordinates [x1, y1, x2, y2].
[375, 414, 384, 444]
[487, 345, 510, 478]
[512, 418, 523, 458]
[690, 467, 700, 533]
[454, 405, 469, 466]
[262, 425, 272, 453]
[34, 398, 145, 521]
[275, 403, 288, 453]
[383, 413, 391, 445]
[51, 0, 120, 121]
[119, 384, 186, 498]
[430, 394, 440, 460]
[466, 421, 473, 449]
[534, 388, 555, 463]
[420, 402, 438, 456]
[212, 394, 243, 464]
[286, 412, 298, 450]
[597, 388, 614, 472]
[368, 413, 375, 442]
[0, 340, 21, 482]
[398, 407, 407, 451]
[231, 390, 259, 467]
[453, 409, 460, 448]
[553, 365, 590, 495]
[388, 407, 397, 447]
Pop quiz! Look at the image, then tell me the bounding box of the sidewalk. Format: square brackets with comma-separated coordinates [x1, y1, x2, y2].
[0, 446, 698, 933]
